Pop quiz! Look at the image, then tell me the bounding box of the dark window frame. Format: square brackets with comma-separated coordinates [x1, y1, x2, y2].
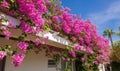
[0, 57, 6, 71]
[48, 59, 56, 68]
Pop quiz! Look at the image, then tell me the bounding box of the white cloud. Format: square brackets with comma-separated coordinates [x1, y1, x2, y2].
[88, 1, 120, 25]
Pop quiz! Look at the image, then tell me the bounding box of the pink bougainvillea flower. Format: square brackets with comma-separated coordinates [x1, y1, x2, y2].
[71, 36, 77, 42]
[52, 16, 59, 23]
[7, 10, 15, 16]
[35, 38, 41, 46]
[0, 26, 11, 39]
[17, 42, 28, 52]
[45, 36, 49, 40]
[1, 0, 9, 7]
[65, 7, 71, 12]
[17, 0, 45, 27]
[86, 47, 92, 53]
[69, 50, 76, 58]
[54, 24, 61, 32]
[94, 60, 99, 65]
[20, 21, 34, 34]
[9, 23, 16, 29]
[63, 22, 71, 34]
[74, 45, 82, 51]
[0, 26, 7, 31]
[35, 38, 45, 45]
[34, 17, 45, 27]
[47, 20, 52, 25]
[0, 51, 7, 60]
[41, 41, 45, 45]
[81, 57, 85, 62]
[66, 58, 70, 61]
[8, 20, 16, 29]
[61, 56, 65, 61]
[12, 53, 25, 67]
[32, 0, 48, 13]
[3, 30, 11, 39]
[35, 27, 44, 34]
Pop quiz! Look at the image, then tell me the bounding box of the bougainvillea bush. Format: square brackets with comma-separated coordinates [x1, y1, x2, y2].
[0, 0, 110, 71]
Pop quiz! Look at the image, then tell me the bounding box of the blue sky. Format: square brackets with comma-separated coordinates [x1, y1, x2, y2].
[62, 0, 120, 41]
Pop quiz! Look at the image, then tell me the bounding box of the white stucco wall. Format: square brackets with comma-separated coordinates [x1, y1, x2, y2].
[0, 37, 59, 71]
[5, 51, 57, 71]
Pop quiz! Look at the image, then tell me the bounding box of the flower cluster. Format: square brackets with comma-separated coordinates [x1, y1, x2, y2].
[20, 21, 34, 34]
[0, 0, 110, 69]
[0, 26, 11, 39]
[17, 0, 46, 27]
[0, 51, 7, 60]
[0, 0, 9, 8]
[17, 42, 28, 52]
[12, 53, 25, 67]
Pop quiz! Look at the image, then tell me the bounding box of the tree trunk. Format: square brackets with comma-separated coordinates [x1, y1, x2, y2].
[109, 35, 113, 71]
[109, 35, 113, 48]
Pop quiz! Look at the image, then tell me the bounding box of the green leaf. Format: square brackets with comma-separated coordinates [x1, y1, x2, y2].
[11, 0, 15, 3]
[51, 0, 55, 2]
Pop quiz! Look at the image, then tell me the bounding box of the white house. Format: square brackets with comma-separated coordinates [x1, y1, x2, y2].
[0, 12, 105, 71]
[0, 12, 76, 71]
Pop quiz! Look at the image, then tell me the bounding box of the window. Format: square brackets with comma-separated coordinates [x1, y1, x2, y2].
[48, 59, 56, 68]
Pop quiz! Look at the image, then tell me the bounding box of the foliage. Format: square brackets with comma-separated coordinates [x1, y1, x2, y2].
[111, 61, 120, 71]
[103, 29, 115, 37]
[111, 40, 120, 62]
[103, 29, 115, 47]
[75, 54, 99, 71]
[109, 26, 120, 62]
[0, 0, 110, 70]
[116, 26, 120, 37]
